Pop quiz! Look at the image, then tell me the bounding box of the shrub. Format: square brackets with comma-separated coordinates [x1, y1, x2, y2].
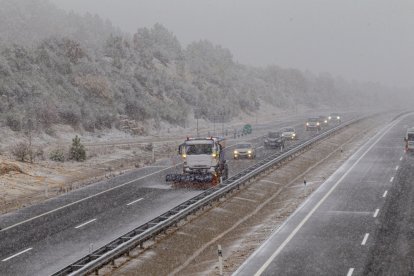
[59, 108, 81, 127]
[35, 147, 45, 161]
[49, 148, 65, 162]
[11, 141, 31, 162]
[6, 114, 21, 131]
[45, 127, 56, 136]
[69, 135, 86, 161]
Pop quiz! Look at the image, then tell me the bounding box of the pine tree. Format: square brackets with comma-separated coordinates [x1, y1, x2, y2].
[69, 135, 86, 161]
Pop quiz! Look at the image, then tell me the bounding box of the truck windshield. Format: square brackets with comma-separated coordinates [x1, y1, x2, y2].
[407, 133, 414, 141]
[186, 144, 213, 155]
[268, 132, 280, 138]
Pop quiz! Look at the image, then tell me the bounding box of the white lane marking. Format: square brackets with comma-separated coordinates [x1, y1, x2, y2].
[75, 218, 97, 229]
[373, 209, 380, 218]
[126, 198, 144, 206]
[0, 165, 178, 232]
[2, 248, 33, 262]
[361, 233, 369, 245]
[347, 268, 355, 276]
[383, 190, 388, 198]
[400, 156, 403, 161]
[252, 117, 397, 276]
[395, 166, 399, 171]
[390, 176, 394, 182]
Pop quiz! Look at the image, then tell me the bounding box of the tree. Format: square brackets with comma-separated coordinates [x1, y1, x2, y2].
[69, 135, 86, 161]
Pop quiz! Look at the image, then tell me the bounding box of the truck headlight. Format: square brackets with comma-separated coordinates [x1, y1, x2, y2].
[292, 133, 296, 137]
[306, 123, 309, 126]
[182, 154, 187, 159]
[324, 120, 328, 123]
[247, 150, 252, 154]
[328, 116, 332, 120]
[317, 122, 320, 126]
[337, 116, 340, 120]
[234, 150, 238, 154]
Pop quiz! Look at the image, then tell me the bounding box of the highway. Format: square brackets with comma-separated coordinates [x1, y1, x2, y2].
[0, 115, 321, 275]
[235, 113, 412, 276]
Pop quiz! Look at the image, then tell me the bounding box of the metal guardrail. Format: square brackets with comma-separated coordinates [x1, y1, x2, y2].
[53, 118, 361, 276]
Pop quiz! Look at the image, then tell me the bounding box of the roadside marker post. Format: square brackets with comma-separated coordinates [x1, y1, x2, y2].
[44, 180, 48, 198]
[218, 244, 223, 276]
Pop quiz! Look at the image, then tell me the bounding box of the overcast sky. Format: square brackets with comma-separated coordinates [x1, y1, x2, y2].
[53, 0, 414, 88]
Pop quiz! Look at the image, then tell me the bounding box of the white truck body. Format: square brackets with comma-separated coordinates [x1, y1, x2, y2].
[405, 128, 414, 151]
[165, 137, 228, 185]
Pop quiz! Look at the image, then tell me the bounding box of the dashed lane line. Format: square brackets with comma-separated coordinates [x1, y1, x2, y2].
[361, 233, 369, 245]
[347, 268, 355, 276]
[2, 248, 33, 262]
[126, 198, 144, 206]
[75, 219, 97, 229]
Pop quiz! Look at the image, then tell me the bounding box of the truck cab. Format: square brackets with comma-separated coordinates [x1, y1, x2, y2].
[179, 137, 226, 175]
[405, 128, 414, 152]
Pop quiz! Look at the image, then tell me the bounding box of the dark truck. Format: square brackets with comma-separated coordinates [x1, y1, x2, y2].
[264, 131, 285, 150]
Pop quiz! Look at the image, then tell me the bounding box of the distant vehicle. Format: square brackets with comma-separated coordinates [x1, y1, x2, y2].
[166, 137, 228, 186]
[281, 127, 298, 140]
[305, 117, 321, 131]
[328, 113, 342, 124]
[242, 124, 252, 135]
[264, 131, 285, 150]
[318, 115, 329, 127]
[233, 143, 256, 159]
[405, 127, 414, 152]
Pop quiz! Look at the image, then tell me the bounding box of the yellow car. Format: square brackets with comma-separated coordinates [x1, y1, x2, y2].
[233, 143, 256, 159]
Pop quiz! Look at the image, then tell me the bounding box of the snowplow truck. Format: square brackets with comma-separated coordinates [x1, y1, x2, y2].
[166, 137, 229, 186]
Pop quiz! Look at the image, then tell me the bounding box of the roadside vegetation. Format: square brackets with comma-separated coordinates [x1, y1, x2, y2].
[0, 0, 404, 137]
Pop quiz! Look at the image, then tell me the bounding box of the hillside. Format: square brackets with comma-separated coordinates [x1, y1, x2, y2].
[0, 0, 405, 136]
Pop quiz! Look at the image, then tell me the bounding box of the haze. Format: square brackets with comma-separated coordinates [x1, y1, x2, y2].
[52, 0, 414, 88]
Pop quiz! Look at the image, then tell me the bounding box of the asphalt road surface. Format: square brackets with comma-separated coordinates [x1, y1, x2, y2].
[0, 114, 332, 275]
[235, 114, 412, 276]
